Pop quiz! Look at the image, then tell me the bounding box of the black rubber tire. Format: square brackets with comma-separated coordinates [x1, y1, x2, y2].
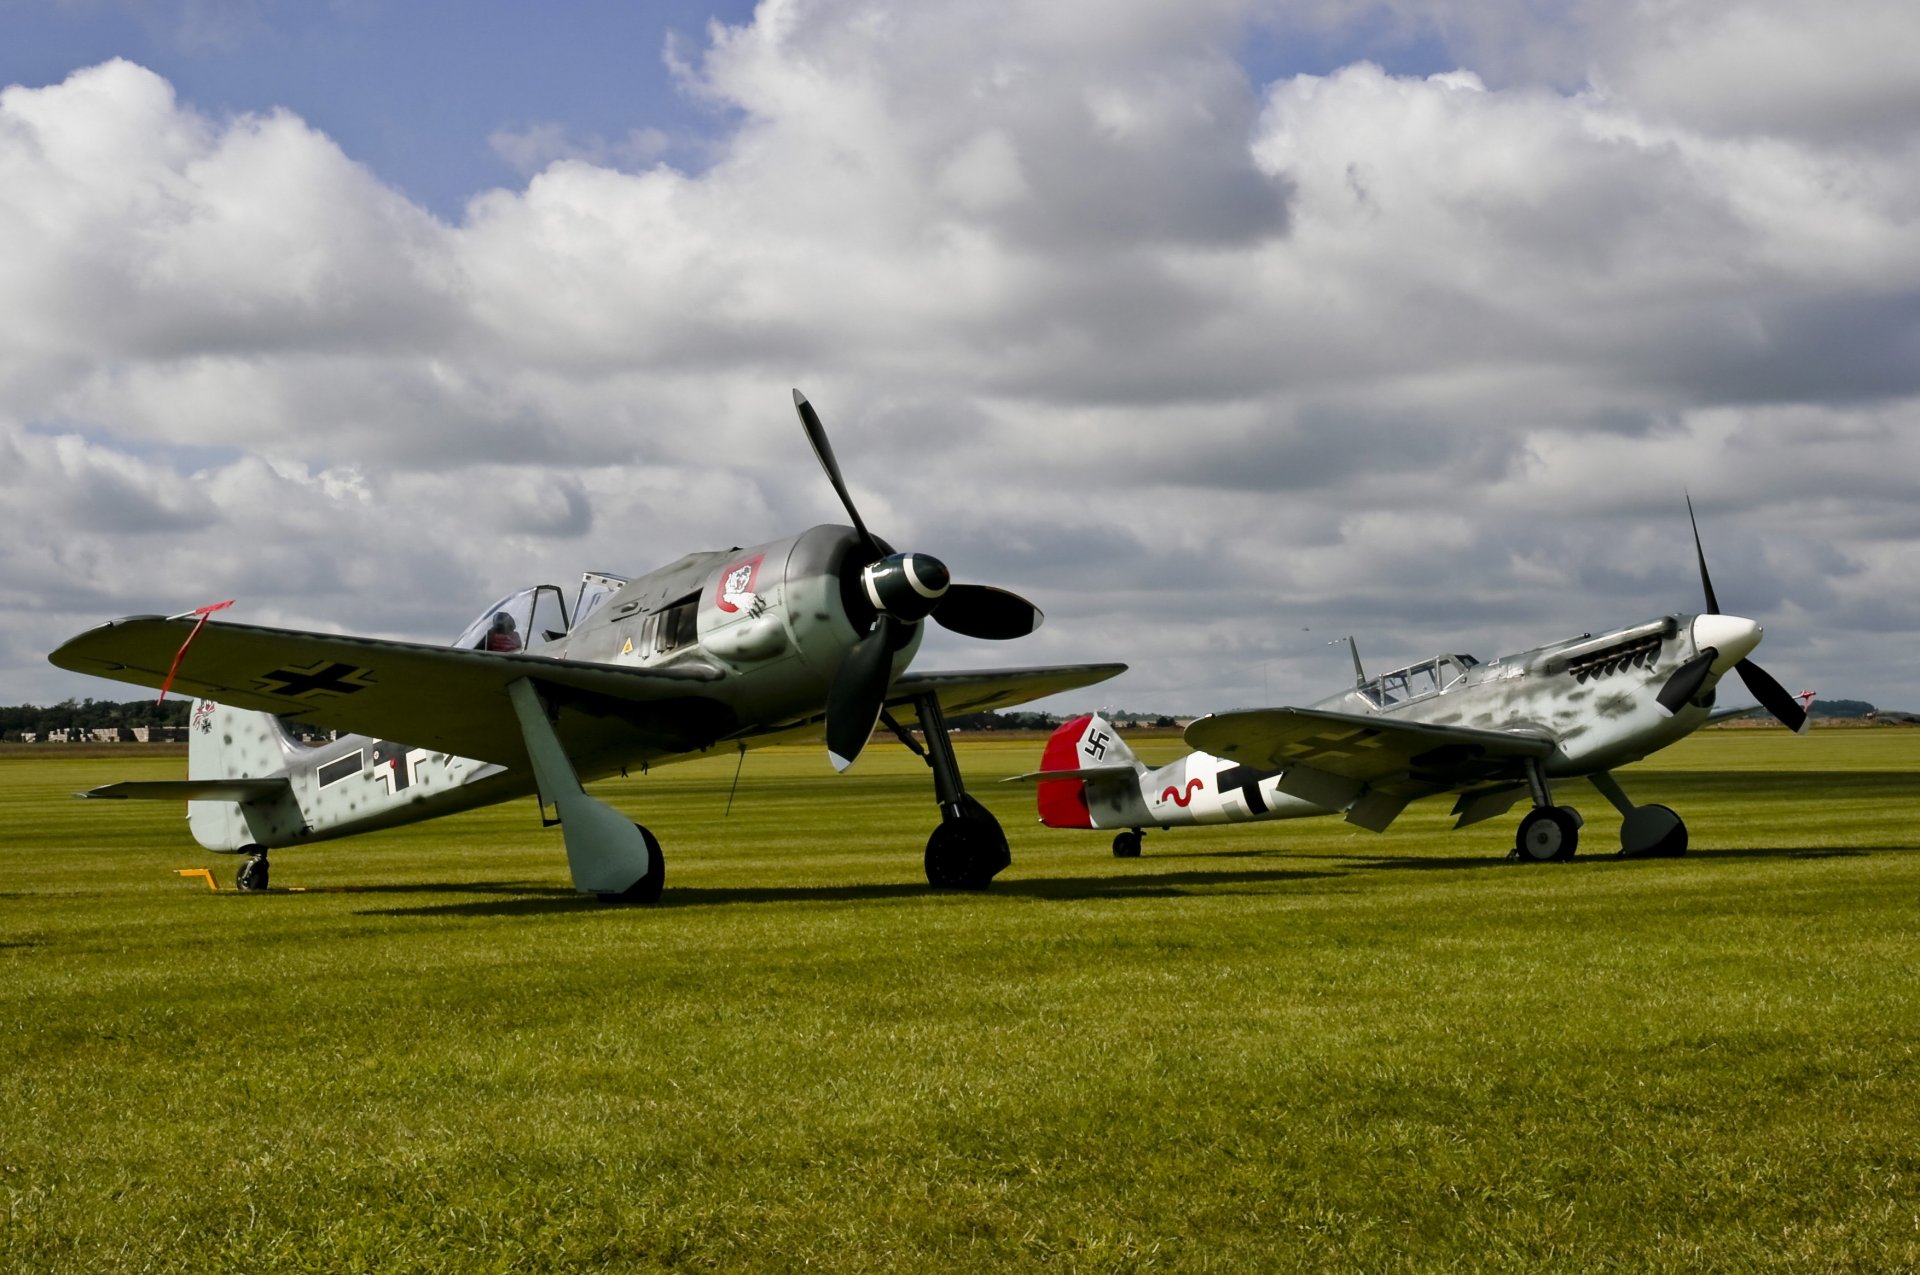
[236, 853, 270, 892]
[925, 796, 1010, 890]
[1515, 807, 1580, 862]
[1619, 804, 1688, 858]
[1112, 830, 1143, 859]
[600, 824, 665, 903]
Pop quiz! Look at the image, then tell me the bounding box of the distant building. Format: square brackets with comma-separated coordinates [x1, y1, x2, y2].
[129, 726, 188, 743]
[89, 727, 127, 743]
[19, 732, 37, 743]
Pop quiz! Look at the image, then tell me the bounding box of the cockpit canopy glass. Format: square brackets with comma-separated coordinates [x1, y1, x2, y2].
[1359, 653, 1479, 706]
[573, 572, 629, 629]
[452, 585, 571, 653]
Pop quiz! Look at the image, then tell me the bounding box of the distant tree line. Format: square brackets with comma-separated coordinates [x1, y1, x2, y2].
[1, 698, 192, 741]
[946, 709, 1181, 731]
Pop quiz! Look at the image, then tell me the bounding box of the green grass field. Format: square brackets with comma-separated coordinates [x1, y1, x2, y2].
[3, 732, 1918, 1272]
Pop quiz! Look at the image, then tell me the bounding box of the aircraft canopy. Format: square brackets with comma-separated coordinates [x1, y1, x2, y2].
[1358, 653, 1479, 707]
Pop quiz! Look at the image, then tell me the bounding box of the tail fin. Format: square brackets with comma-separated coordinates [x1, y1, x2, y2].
[1035, 713, 1139, 829]
[186, 699, 305, 850]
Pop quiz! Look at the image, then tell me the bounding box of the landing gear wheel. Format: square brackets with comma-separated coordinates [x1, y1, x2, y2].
[1619, 804, 1687, 858]
[925, 795, 1011, 890]
[600, 824, 665, 903]
[1112, 830, 1143, 859]
[1514, 807, 1580, 862]
[236, 852, 270, 892]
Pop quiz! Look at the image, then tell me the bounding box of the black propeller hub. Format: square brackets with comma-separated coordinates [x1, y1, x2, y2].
[862, 552, 951, 623]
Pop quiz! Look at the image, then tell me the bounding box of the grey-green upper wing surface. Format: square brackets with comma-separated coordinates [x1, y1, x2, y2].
[50, 615, 726, 767]
[1185, 706, 1552, 790]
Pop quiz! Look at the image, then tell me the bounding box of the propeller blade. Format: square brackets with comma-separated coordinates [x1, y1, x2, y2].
[825, 616, 896, 771]
[1656, 650, 1716, 715]
[1686, 494, 1721, 615]
[932, 584, 1044, 641]
[793, 389, 878, 556]
[1735, 658, 1810, 733]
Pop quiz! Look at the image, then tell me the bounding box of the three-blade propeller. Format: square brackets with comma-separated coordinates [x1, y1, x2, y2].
[1656, 497, 1808, 731]
[795, 390, 1044, 770]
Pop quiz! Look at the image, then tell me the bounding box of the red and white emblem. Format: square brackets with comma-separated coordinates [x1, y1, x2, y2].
[716, 555, 764, 614]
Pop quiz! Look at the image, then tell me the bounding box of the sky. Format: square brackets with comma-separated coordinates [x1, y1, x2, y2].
[3, 0, 1919, 719]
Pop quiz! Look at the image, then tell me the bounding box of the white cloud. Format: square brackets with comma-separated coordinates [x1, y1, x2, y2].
[4, 3, 1920, 720]
[488, 123, 675, 176]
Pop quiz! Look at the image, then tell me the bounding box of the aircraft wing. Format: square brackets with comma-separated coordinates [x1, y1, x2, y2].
[708, 663, 1126, 753]
[887, 663, 1127, 721]
[49, 615, 727, 766]
[1184, 706, 1553, 788]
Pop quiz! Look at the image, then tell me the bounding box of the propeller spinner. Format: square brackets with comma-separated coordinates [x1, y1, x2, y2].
[793, 389, 1044, 770]
[1655, 497, 1808, 732]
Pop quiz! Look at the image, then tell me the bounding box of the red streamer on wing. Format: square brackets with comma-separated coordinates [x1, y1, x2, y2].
[157, 600, 235, 703]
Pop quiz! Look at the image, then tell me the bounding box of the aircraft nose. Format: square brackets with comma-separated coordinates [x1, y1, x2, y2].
[1692, 613, 1762, 672]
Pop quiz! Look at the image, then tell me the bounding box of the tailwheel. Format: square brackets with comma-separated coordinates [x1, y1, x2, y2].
[236, 850, 270, 892]
[599, 824, 664, 903]
[1619, 804, 1687, 858]
[1112, 829, 1144, 859]
[925, 795, 1010, 890]
[1514, 807, 1581, 862]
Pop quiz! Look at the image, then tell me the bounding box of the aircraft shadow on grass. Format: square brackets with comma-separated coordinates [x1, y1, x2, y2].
[324, 759, 1918, 918]
[353, 865, 1345, 918]
[344, 831, 1920, 917]
[341, 844, 1873, 917]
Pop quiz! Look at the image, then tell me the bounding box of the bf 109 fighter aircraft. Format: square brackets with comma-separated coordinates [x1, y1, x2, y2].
[50, 392, 1123, 899]
[1022, 505, 1808, 862]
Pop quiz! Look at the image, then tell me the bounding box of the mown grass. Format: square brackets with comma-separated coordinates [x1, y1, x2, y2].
[2, 732, 1918, 1272]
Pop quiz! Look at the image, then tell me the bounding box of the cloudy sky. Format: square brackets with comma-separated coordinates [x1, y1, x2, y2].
[4, 0, 1918, 719]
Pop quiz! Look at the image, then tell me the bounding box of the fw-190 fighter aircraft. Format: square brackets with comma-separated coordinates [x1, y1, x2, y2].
[1020, 505, 1808, 862]
[49, 391, 1123, 899]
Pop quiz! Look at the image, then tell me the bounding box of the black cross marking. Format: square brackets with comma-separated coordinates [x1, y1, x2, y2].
[1217, 764, 1280, 815]
[253, 661, 377, 700]
[1278, 728, 1385, 763]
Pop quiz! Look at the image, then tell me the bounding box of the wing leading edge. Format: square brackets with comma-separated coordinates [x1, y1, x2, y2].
[724, 662, 1128, 750]
[888, 663, 1128, 722]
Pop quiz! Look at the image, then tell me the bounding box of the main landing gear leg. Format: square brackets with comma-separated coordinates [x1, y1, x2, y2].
[507, 678, 663, 902]
[888, 696, 1010, 890]
[1512, 759, 1583, 862]
[1589, 771, 1687, 858]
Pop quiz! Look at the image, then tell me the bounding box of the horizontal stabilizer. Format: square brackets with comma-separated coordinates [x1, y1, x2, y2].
[79, 778, 293, 803]
[1003, 765, 1137, 784]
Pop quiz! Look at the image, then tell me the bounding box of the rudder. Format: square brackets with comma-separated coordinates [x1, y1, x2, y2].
[186, 699, 304, 851]
[1035, 713, 1139, 829]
